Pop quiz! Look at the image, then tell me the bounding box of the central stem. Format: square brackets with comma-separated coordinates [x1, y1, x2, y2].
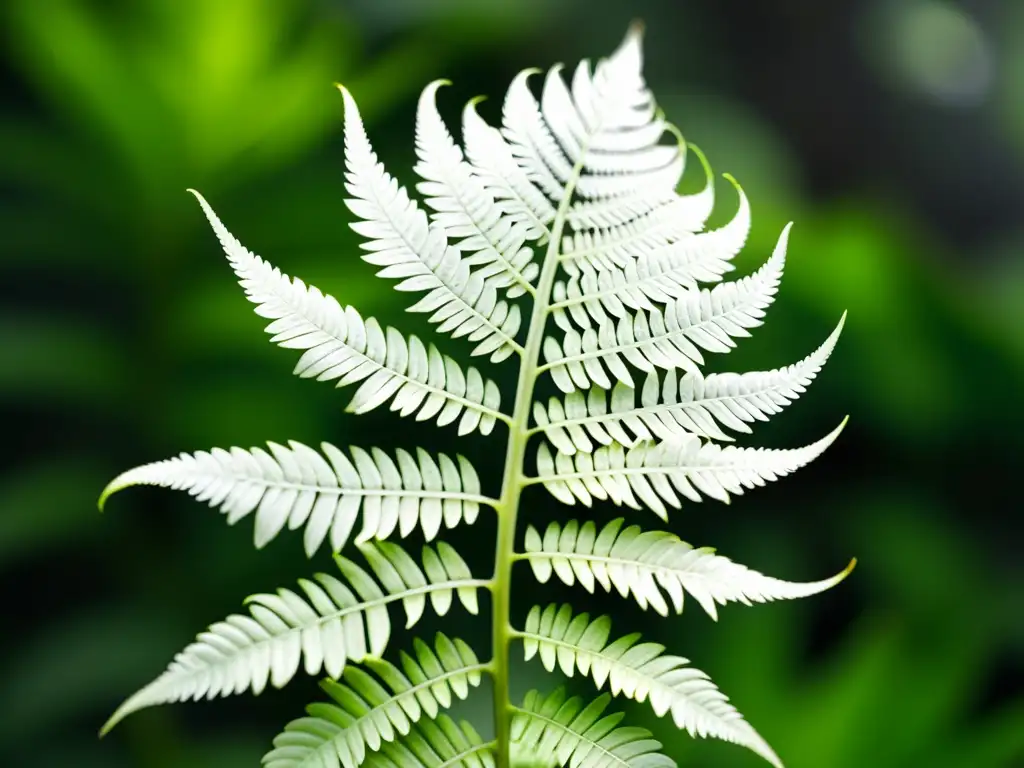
[490, 169, 582, 768]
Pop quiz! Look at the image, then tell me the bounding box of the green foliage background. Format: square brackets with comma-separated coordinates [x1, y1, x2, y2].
[1, 1, 1021, 766]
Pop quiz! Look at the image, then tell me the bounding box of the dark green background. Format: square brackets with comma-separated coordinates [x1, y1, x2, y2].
[1, 1, 1021, 766]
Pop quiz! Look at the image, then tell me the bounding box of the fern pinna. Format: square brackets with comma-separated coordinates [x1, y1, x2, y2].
[99, 24, 854, 768]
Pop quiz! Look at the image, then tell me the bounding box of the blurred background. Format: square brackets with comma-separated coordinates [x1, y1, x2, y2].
[1, 0, 1022, 766]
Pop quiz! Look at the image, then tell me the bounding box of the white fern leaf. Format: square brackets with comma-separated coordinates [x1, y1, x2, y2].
[189, 191, 505, 434]
[540, 225, 789, 393]
[551, 178, 749, 333]
[520, 606, 781, 768]
[563, 143, 714, 233]
[367, 714, 494, 768]
[550, 188, 749, 333]
[510, 687, 674, 768]
[533, 419, 847, 519]
[414, 81, 539, 298]
[339, 86, 523, 362]
[100, 441, 492, 556]
[522, 519, 855, 620]
[101, 541, 483, 734]
[263, 633, 485, 768]
[461, 98, 555, 242]
[500, 24, 681, 219]
[535, 314, 845, 453]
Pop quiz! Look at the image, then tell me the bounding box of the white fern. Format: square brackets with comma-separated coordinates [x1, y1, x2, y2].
[551, 179, 750, 333]
[100, 442, 492, 555]
[557, 176, 749, 303]
[534, 419, 847, 519]
[341, 87, 523, 362]
[189, 191, 505, 435]
[540, 225, 788, 393]
[498, 29, 681, 216]
[521, 519, 855, 620]
[511, 688, 674, 768]
[101, 541, 482, 735]
[534, 314, 845, 453]
[415, 81, 539, 298]
[561, 144, 715, 249]
[101, 24, 852, 768]
[461, 98, 555, 242]
[264, 633, 485, 768]
[519, 605, 781, 767]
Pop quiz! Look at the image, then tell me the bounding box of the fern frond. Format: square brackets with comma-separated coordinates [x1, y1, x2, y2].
[534, 314, 845, 453]
[521, 519, 855, 619]
[519, 606, 780, 767]
[101, 541, 482, 734]
[100, 441, 491, 555]
[99, 24, 852, 768]
[367, 714, 494, 768]
[415, 81, 539, 298]
[540, 225, 788, 393]
[189, 191, 506, 433]
[533, 419, 846, 518]
[263, 633, 485, 768]
[340, 86, 523, 362]
[510, 687, 674, 768]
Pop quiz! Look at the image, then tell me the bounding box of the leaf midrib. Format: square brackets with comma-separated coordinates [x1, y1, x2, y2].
[530, 374, 802, 436]
[182, 470, 497, 505]
[167, 579, 487, 676]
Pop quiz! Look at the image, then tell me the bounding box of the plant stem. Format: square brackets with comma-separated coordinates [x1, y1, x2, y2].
[490, 169, 582, 768]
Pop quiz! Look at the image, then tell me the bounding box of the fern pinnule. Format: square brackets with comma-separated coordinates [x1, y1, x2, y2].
[519, 605, 782, 767]
[99, 541, 484, 736]
[415, 80, 540, 298]
[540, 224, 790, 394]
[99, 441, 490, 555]
[263, 633, 485, 768]
[99, 22, 852, 768]
[563, 142, 712, 234]
[510, 688, 674, 768]
[340, 85, 523, 362]
[534, 312, 846, 453]
[187, 190, 506, 435]
[534, 418, 848, 517]
[521, 518, 855, 620]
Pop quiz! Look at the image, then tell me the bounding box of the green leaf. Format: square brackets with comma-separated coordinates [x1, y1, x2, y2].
[263, 633, 485, 768]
